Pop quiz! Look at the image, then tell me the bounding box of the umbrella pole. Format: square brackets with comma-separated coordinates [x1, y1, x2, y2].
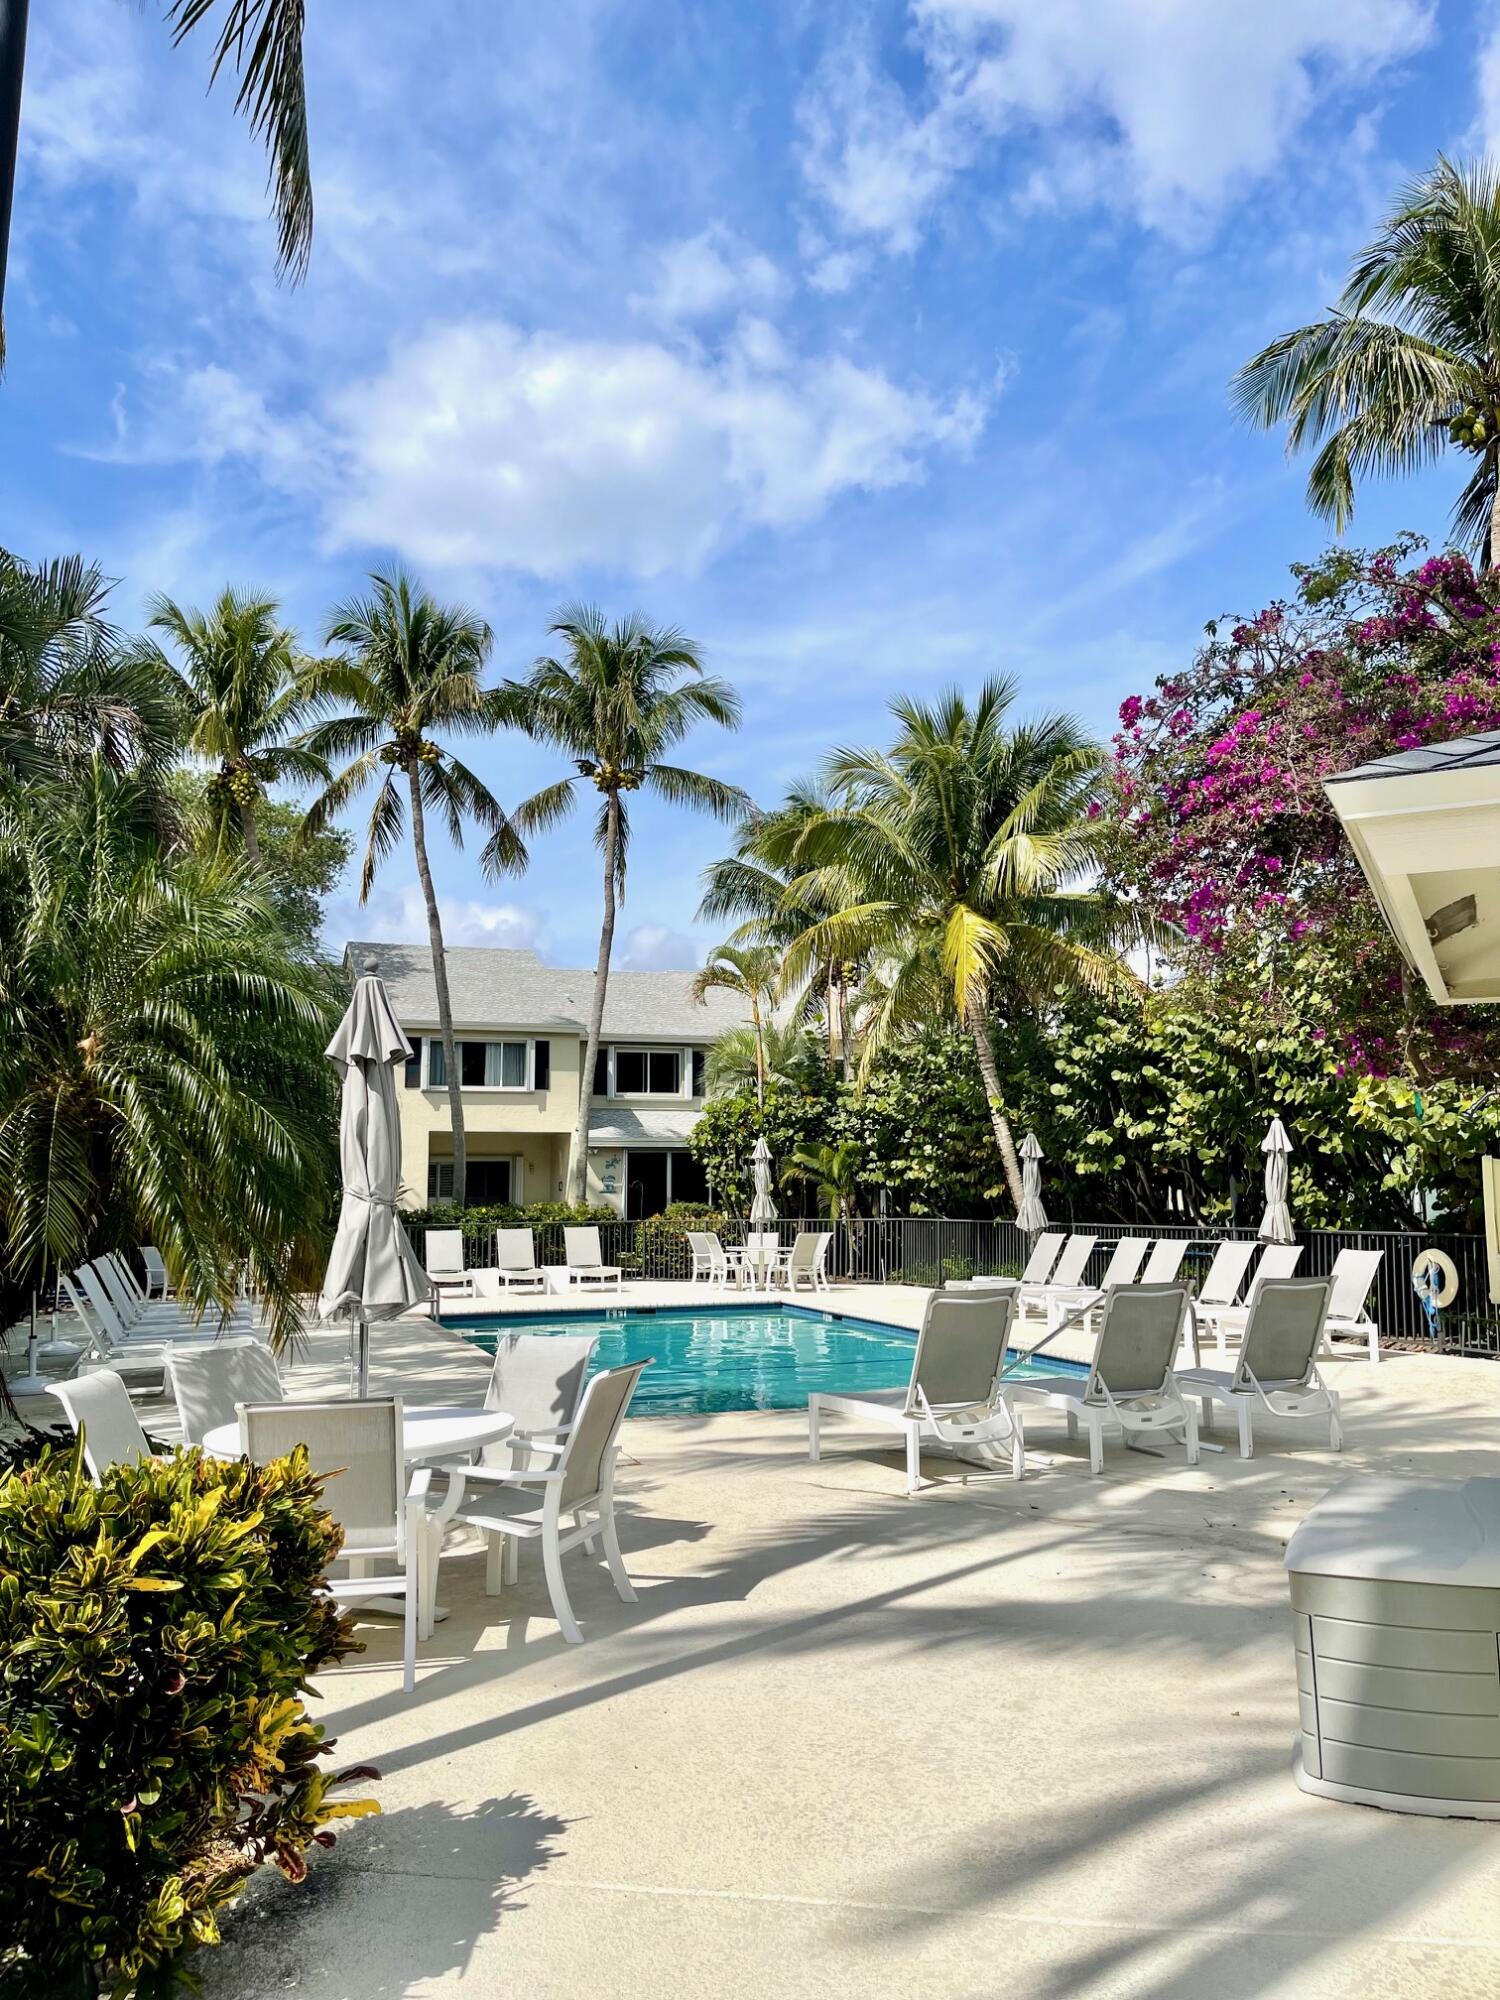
[355, 1317, 370, 1399]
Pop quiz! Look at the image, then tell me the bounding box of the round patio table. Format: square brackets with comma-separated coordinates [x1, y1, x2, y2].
[204, 1404, 513, 1630]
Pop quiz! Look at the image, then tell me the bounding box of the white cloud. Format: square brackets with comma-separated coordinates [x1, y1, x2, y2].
[1478, 5, 1500, 159]
[323, 882, 549, 954]
[799, 0, 1433, 255]
[614, 923, 706, 971]
[175, 316, 987, 579]
[630, 226, 786, 322]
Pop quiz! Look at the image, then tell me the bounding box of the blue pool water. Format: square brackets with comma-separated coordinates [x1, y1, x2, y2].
[448, 1305, 1072, 1417]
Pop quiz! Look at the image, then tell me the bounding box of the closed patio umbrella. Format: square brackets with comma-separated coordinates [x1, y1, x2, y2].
[1016, 1131, 1048, 1235]
[748, 1132, 778, 1225]
[319, 958, 430, 1396]
[1257, 1116, 1295, 1245]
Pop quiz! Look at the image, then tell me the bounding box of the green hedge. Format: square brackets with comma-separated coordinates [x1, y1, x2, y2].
[0, 1438, 375, 1998]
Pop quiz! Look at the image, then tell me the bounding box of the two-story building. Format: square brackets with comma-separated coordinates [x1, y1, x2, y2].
[344, 941, 751, 1218]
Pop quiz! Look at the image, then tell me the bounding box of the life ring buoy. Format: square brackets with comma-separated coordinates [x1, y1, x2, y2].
[1412, 1248, 1459, 1309]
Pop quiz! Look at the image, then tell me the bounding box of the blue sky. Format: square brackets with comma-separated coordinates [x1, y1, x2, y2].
[3, 0, 1492, 968]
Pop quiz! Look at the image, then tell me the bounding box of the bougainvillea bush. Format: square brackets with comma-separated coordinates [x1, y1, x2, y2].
[1111, 539, 1500, 1079]
[0, 1438, 376, 1998]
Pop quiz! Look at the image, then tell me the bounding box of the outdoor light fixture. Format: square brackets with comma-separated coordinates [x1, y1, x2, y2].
[1325, 729, 1500, 1005]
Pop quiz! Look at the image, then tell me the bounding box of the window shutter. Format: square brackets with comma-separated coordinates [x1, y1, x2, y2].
[404, 1036, 423, 1088]
[692, 1048, 705, 1097]
[533, 1039, 550, 1090]
[594, 1047, 609, 1095]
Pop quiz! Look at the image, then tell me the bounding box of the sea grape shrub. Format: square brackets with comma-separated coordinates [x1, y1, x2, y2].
[1110, 539, 1500, 1077]
[0, 1439, 376, 1998]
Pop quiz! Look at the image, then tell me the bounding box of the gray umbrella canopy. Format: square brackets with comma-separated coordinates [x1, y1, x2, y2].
[320, 961, 431, 1393]
[1016, 1131, 1049, 1235]
[748, 1132, 779, 1224]
[1257, 1116, 1295, 1245]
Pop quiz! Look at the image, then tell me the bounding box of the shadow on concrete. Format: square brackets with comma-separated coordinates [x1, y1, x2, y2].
[206, 1791, 568, 1998]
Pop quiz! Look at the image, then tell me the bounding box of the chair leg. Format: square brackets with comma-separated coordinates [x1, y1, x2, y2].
[1183, 1402, 1199, 1466]
[419, 1517, 440, 1639]
[542, 1527, 582, 1643]
[403, 1572, 417, 1694]
[905, 1422, 922, 1496]
[600, 1506, 636, 1603]
[485, 1531, 505, 1596]
[577, 1509, 598, 1555]
[1237, 1401, 1253, 1459]
[505, 1535, 520, 1586]
[1065, 1409, 1078, 1439]
[1369, 1324, 1380, 1365]
[1200, 1394, 1213, 1434]
[1010, 1416, 1024, 1482]
[1087, 1417, 1103, 1475]
[808, 1399, 822, 1463]
[1329, 1396, 1343, 1451]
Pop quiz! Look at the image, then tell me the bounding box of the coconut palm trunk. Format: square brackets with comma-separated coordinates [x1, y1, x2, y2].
[750, 991, 766, 1109]
[966, 998, 1024, 1211]
[238, 795, 261, 866]
[407, 763, 466, 1208]
[570, 792, 620, 1204]
[1489, 464, 1500, 570]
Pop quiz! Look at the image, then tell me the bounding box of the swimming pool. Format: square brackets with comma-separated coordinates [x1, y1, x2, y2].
[447, 1304, 1076, 1417]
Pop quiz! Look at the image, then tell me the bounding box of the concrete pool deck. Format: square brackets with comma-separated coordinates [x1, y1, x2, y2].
[11, 1287, 1500, 1996]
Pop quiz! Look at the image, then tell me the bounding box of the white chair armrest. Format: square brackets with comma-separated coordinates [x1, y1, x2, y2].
[407, 1466, 433, 1505]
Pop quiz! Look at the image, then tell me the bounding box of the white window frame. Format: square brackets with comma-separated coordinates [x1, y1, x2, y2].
[606, 1045, 693, 1100]
[423, 1036, 540, 1092]
[427, 1154, 524, 1202]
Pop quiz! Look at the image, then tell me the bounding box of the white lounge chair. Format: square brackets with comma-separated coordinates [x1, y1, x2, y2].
[1038, 1236, 1151, 1329]
[564, 1227, 622, 1291]
[1138, 1238, 1188, 1285]
[808, 1287, 1022, 1495]
[240, 1397, 427, 1694]
[686, 1231, 732, 1287]
[424, 1228, 466, 1277]
[445, 1361, 649, 1644]
[1180, 1279, 1341, 1458]
[140, 1246, 172, 1299]
[167, 1339, 283, 1446]
[1197, 1244, 1303, 1355]
[47, 1371, 156, 1479]
[494, 1228, 547, 1292]
[781, 1230, 832, 1292]
[1320, 1247, 1384, 1363]
[1018, 1231, 1066, 1286]
[94, 1253, 254, 1334]
[1193, 1239, 1260, 1315]
[1009, 1282, 1199, 1476]
[1016, 1233, 1097, 1322]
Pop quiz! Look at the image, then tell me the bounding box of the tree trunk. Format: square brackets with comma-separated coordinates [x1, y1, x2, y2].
[966, 998, 1024, 1211]
[408, 765, 465, 1208]
[569, 791, 619, 1205]
[1489, 456, 1500, 572]
[751, 993, 765, 1110]
[238, 796, 260, 866]
[825, 964, 838, 1073]
[836, 971, 853, 1084]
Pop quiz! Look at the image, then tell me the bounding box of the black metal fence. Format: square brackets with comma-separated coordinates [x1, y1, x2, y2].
[404, 1212, 1497, 1348]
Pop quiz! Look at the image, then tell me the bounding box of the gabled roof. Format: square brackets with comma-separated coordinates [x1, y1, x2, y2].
[343, 941, 749, 1041]
[1327, 729, 1500, 784]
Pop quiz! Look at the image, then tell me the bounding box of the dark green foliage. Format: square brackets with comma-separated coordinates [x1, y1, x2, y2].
[0, 1439, 375, 1996]
[687, 1077, 840, 1211]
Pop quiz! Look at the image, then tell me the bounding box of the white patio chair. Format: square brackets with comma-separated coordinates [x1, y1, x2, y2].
[47, 1371, 155, 1479]
[167, 1339, 283, 1446]
[1196, 1244, 1303, 1356]
[446, 1361, 649, 1644]
[1138, 1238, 1188, 1285]
[1009, 1283, 1198, 1476]
[240, 1397, 427, 1695]
[809, 1287, 1022, 1494]
[424, 1229, 466, 1277]
[1180, 1279, 1341, 1458]
[140, 1246, 172, 1299]
[686, 1231, 732, 1287]
[1193, 1239, 1260, 1314]
[494, 1228, 547, 1291]
[1016, 1233, 1096, 1322]
[1038, 1236, 1152, 1330]
[1320, 1248, 1384, 1363]
[781, 1230, 833, 1292]
[564, 1227, 622, 1291]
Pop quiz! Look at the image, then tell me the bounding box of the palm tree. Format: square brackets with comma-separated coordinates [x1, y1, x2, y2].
[780, 1141, 862, 1230]
[1234, 156, 1500, 565]
[0, 550, 179, 789]
[704, 1018, 812, 1099]
[698, 783, 857, 1077]
[691, 942, 780, 1106]
[1, 0, 312, 340]
[779, 682, 1149, 1212]
[0, 761, 341, 1346]
[506, 606, 747, 1203]
[140, 588, 325, 864]
[299, 572, 524, 1209]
